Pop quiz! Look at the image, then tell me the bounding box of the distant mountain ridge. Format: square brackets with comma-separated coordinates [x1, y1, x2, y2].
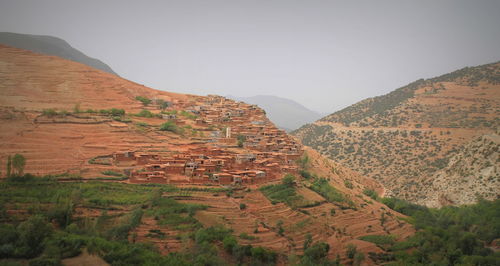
[227, 95, 323, 131]
[0, 32, 117, 75]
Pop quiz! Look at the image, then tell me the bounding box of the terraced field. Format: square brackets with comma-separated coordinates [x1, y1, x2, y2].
[170, 185, 414, 263]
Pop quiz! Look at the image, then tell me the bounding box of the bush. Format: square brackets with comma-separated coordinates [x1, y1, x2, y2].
[310, 178, 354, 207]
[344, 180, 354, 189]
[250, 246, 277, 263]
[363, 189, 378, 200]
[42, 109, 58, 117]
[303, 242, 330, 262]
[260, 181, 310, 209]
[239, 203, 246, 210]
[223, 236, 238, 253]
[135, 109, 154, 118]
[135, 96, 152, 106]
[299, 170, 313, 179]
[17, 215, 53, 258]
[282, 174, 295, 187]
[159, 121, 183, 134]
[101, 170, 123, 177]
[346, 243, 357, 259]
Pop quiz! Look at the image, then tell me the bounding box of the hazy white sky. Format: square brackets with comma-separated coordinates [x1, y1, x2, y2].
[1, 0, 499, 113]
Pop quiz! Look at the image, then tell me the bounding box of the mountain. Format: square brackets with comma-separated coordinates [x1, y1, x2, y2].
[227, 95, 323, 131]
[419, 131, 499, 207]
[293, 62, 500, 207]
[0, 32, 117, 75]
[0, 44, 414, 265]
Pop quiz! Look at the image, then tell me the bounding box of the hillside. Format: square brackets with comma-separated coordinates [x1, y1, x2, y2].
[418, 131, 499, 208]
[227, 95, 323, 131]
[0, 32, 117, 75]
[0, 45, 414, 265]
[293, 62, 500, 206]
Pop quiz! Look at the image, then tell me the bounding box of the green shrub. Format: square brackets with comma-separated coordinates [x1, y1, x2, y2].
[310, 178, 354, 207]
[260, 180, 311, 209]
[363, 189, 378, 200]
[303, 242, 330, 262]
[159, 121, 183, 134]
[299, 170, 313, 179]
[42, 109, 58, 117]
[135, 109, 154, 118]
[101, 170, 123, 177]
[346, 243, 357, 259]
[135, 96, 152, 106]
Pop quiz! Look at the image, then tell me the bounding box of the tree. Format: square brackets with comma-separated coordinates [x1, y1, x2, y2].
[155, 99, 171, 110]
[6, 155, 11, 177]
[303, 233, 313, 250]
[12, 154, 26, 176]
[282, 174, 295, 187]
[354, 252, 365, 266]
[346, 243, 357, 259]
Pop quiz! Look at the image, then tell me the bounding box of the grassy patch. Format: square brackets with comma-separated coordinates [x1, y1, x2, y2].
[260, 177, 313, 209]
[310, 178, 355, 208]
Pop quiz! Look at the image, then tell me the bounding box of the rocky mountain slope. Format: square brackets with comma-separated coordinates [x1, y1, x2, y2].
[227, 95, 323, 131]
[0, 44, 414, 264]
[418, 131, 499, 207]
[0, 32, 117, 75]
[293, 62, 500, 206]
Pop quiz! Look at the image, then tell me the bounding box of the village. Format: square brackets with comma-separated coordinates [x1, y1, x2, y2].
[114, 95, 304, 185]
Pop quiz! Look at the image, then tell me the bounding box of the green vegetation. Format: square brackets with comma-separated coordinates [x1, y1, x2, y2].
[135, 121, 149, 127]
[346, 243, 358, 259]
[6, 155, 12, 178]
[179, 110, 197, 120]
[237, 134, 246, 148]
[135, 109, 154, 118]
[98, 108, 125, 116]
[363, 189, 379, 200]
[135, 96, 152, 106]
[297, 153, 311, 169]
[0, 177, 279, 265]
[300, 241, 339, 265]
[360, 198, 500, 265]
[299, 169, 314, 179]
[344, 179, 353, 189]
[148, 197, 206, 231]
[101, 170, 124, 177]
[310, 178, 355, 208]
[159, 121, 184, 134]
[155, 99, 171, 110]
[42, 108, 59, 117]
[8, 154, 26, 177]
[260, 174, 313, 209]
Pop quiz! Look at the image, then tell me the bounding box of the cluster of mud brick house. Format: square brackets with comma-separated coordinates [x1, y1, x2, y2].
[114, 95, 303, 185]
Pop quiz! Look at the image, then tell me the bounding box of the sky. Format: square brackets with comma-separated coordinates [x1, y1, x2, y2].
[0, 0, 499, 113]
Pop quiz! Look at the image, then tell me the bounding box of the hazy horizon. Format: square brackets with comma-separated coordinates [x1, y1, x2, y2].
[1, 0, 499, 113]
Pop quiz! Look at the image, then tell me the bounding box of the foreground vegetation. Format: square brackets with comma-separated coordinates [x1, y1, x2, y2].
[369, 196, 500, 265]
[0, 175, 280, 265]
